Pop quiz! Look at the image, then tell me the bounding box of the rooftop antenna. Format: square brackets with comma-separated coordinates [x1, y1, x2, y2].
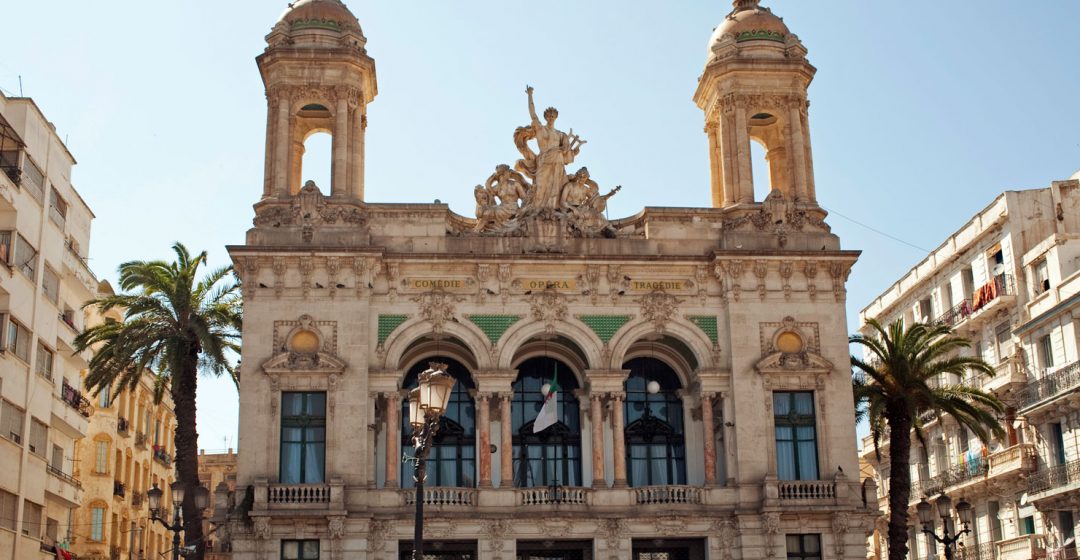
[18, 75, 23, 97]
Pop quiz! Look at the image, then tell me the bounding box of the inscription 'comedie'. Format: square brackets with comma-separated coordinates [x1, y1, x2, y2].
[409, 279, 466, 290]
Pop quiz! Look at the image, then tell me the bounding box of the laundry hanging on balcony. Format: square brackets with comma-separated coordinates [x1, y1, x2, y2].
[972, 278, 1001, 312]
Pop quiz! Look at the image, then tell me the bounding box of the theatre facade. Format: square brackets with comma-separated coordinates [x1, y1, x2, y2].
[225, 1, 876, 558]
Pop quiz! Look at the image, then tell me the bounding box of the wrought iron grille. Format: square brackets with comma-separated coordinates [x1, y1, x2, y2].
[1029, 458, 1080, 495]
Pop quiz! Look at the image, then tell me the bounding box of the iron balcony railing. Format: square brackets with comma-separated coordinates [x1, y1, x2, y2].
[1029, 458, 1080, 495]
[971, 274, 1014, 313]
[1019, 360, 1080, 410]
[935, 299, 973, 327]
[152, 446, 172, 467]
[46, 464, 82, 489]
[113, 480, 125, 497]
[134, 432, 147, 448]
[117, 417, 130, 435]
[912, 457, 989, 497]
[957, 541, 995, 560]
[60, 381, 93, 418]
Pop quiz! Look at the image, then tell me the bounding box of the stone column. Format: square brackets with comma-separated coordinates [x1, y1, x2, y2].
[499, 394, 513, 487]
[590, 393, 605, 487]
[353, 108, 366, 200]
[800, 105, 817, 201]
[734, 104, 754, 204]
[706, 121, 723, 208]
[385, 392, 399, 488]
[722, 392, 736, 485]
[611, 393, 627, 487]
[274, 95, 291, 198]
[332, 96, 350, 198]
[720, 112, 740, 206]
[476, 393, 492, 488]
[262, 96, 274, 199]
[788, 104, 809, 203]
[701, 392, 717, 486]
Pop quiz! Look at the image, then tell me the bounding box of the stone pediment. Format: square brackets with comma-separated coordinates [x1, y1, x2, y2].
[262, 351, 347, 375]
[754, 350, 833, 375]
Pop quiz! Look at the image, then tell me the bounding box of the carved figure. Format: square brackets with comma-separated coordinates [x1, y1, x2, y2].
[474, 185, 498, 232]
[297, 180, 324, 224]
[562, 167, 621, 237]
[516, 86, 585, 210]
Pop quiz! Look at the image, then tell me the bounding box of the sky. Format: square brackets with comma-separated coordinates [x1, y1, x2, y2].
[3, 1, 1079, 452]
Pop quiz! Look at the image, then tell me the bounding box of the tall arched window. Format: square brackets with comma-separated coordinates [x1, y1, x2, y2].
[512, 357, 581, 487]
[623, 357, 686, 486]
[401, 358, 476, 488]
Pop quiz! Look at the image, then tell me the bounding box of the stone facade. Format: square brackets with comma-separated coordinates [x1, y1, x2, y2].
[227, 1, 875, 559]
[858, 175, 1080, 560]
[0, 92, 96, 560]
[70, 293, 178, 560]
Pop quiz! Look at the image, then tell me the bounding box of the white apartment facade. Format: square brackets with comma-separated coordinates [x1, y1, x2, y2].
[0, 92, 99, 560]
[859, 176, 1080, 560]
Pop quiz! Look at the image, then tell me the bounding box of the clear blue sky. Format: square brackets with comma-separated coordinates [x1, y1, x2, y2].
[3, 1, 1078, 451]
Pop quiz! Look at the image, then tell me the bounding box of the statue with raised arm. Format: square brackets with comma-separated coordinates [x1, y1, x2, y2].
[514, 86, 585, 210]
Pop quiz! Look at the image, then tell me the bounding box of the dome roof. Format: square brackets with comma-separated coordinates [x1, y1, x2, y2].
[707, 1, 789, 56]
[1070, 168, 1080, 181]
[278, 0, 361, 33]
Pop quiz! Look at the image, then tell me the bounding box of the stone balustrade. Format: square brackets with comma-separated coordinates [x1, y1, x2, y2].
[518, 486, 591, 506]
[632, 485, 702, 505]
[778, 479, 835, 501]
[401, 487, 477, 507]
[255, 478, 345, 512]
[996, 534, 1045, 560]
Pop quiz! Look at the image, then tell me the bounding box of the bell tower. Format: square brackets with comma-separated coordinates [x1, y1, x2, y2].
[257, 0, 377, 201]
[693, 0, 818, 210]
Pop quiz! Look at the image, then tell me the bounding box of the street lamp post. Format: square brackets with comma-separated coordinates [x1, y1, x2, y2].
[147, 481, 210, 560]
[917, 494, 974, 560]
[402, 363, 456, 560]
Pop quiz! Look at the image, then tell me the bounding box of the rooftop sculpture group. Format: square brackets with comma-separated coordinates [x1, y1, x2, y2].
[472, 86, 622, 238]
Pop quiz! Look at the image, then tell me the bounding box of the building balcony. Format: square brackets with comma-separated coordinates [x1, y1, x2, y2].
[763, 475, 857, 509]
[131, 490, 144, 508]
[113, 480, 125, 498]
[134, 431, 147, 449]
[977, 359, 1029, 396]
[996, 534, 1046, 560]
[116, 417, 130, 436]
[1029, 458, 1080, 508]
[51, 389, 90, 439]
[45, 464, 82, 507]
[152, 446, 172, 467]
[911, 444, 1035, 501]
[1019, 360, 1080, 414]
[935, 299, 974, 328]
[1047, 545, 1079, 560]
[400, 486, 477, 507]
[956, 542, 995, 560]
[254, 479, 345, 514]
[966, 274, 1017, 327]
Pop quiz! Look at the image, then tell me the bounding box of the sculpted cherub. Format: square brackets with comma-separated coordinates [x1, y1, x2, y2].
[474, 185, 498, 232]
[486, 164, 530, 222]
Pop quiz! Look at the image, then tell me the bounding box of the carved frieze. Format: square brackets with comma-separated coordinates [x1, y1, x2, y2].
[410, 288, 465, 334]
[529, 288, 570, 336]
[638, 289, 683, 334]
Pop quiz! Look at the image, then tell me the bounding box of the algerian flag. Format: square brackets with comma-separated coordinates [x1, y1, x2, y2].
[533, 365, 560, 433]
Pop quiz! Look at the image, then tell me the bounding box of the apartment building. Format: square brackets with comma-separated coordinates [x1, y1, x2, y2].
[68, 284, 178, 560]
[859, 175, 1080, 560]
[0, 92, 98, 559]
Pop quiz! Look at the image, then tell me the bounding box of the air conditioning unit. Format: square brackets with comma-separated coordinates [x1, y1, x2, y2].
[9, 432, 21, 444]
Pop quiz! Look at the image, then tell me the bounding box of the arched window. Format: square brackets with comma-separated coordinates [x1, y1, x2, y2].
[512, 357, 581, 487]
[623, 357, 686, 486]
[401, 358, 476, 488]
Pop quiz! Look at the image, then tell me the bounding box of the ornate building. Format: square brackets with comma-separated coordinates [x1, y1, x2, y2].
[226, 0, 875, 558]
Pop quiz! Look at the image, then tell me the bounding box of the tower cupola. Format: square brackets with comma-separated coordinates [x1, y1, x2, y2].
[258, 0, 377, 202]
[694, 0, 819, 212]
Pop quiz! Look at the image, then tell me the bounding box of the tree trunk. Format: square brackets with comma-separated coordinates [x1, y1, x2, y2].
[173, 346, 205, 560]
[886, 405, 914, 560]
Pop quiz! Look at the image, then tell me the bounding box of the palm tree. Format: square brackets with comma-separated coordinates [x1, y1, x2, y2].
[851, 318, 1004, 560]
[75, 243, 241, 560]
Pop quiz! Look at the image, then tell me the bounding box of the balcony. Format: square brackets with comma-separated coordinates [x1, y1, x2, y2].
[935, 299, 973, 328]
[632, 485, 703, 505]
[1019, 360, 1080, 413]
[116, 417, 130, 436]
[51, 389, 90, 439]
[956, 542, 995, 560]
[45, 464, 82, 507]
[60, 381, 93, 418]
[152, 446, 172, 467]
[134, 432, 147, 449]
[996, 534, 1046, 560]
[967, 274, 1016, 325]
[1029, 458, 1080, 506]
[254, 479, 345, 514]
[1047, 546, 1079, 560]
[517, 485, 592, 506]
[401, 487, 477, 507]
[911, 444, 1035, 501]
[113, 480, 125, 498]
[912, 458, 988, 499]
[131, 491, 144, 508]
[762, 475, 856, 508]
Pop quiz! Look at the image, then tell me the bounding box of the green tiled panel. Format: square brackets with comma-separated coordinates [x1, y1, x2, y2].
[377, 314, 409, 344]
[578, 315, 632, 343]
[467, 315, 522, 344]
[687, 315, 719, 344]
